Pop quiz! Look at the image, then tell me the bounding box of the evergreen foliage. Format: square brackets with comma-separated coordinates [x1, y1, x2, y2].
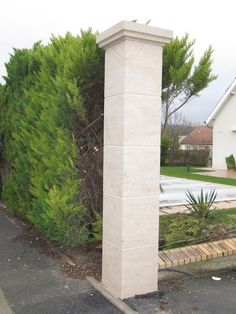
[162, 34, 217, 133]
[0, 31, 104, 244]
[160, 134, 171, 166]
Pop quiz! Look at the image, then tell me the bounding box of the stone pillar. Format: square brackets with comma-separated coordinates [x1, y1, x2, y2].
[97, 21, 172, 299]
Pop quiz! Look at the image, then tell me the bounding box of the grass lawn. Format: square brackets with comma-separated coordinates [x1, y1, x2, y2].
[161, 166, 236, 186]
[159, 207, 236, 250]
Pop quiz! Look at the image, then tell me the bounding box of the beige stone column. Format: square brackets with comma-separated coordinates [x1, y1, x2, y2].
[97, 21, 172, 299]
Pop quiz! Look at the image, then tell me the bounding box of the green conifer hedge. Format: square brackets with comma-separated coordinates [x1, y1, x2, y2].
[0, 31, 104, 244]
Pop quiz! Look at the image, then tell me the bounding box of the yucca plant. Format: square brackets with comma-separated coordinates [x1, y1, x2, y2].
[185, 189, 217, 220]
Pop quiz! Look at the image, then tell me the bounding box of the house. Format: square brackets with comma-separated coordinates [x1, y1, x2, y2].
[180, 125, 213, 151]
[206, 78, 236, 170]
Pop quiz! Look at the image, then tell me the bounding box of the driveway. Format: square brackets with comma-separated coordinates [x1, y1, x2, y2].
[160, 270, 236, 314]
[0, 209, 121, 314]
[160, 175, 236, 207]
[1, 206, 236, 314]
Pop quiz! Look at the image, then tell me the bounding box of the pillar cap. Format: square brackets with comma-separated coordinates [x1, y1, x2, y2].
[96, 21, 173, 49]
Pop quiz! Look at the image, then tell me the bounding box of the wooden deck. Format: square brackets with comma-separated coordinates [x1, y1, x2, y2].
[158, 238, 236, 269]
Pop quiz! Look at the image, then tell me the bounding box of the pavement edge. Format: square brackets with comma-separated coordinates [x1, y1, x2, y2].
[86, 276, 137, 314]
[0, 289, 13, 314]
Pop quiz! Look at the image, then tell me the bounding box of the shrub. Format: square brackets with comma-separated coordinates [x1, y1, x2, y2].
[165, 216, 201, 248]
[92, 212, 102, 247]
[0, 31, 104, 244]
[186, 188, 217, 220]
[161, 134, 171, 166]
[166, 149, 209, 167]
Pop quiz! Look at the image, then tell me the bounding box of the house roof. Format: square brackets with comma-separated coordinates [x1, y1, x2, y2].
[206, 77, 236, 127]
[180, 125, 213, 146]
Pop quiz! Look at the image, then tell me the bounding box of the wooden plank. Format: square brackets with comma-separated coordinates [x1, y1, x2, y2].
[217, 241, 231, 255]
[187, 246, 201, 262]
[215, 241, 231, 256]
[158, 255, 166, 269]
[224, 239, 236, 253]
[159, 251, 172, 268]
[197, 244, 213, 259]
[171, 247, 191, 265]
[215, 241, 229, 255]
[208, 242, 223, 257]
[190, 246, 207, 261]
[226, 238, 236, 247]
[227, 238, 236, 249]
[163, 250, 179, 267]
[178, 248, 192, 264]
[203, 243, 218, 258]
[179, 247, 196, 263]
[165, 250, 180, 266]
[224, 238, 236, 248]
[228, 237, 236, 245]
[159, 238, 236, 269]
[167, 248, 185, 265]
[176, 248, 191, 265]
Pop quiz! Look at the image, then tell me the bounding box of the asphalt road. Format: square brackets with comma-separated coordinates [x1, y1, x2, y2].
[160, 269, 236, 314]
[0, 209, 121, 314]
[1, 207, 236, 314]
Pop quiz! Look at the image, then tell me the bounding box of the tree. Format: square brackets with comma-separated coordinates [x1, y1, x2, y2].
[160, 134, 171, 166]
[161, 34, 217, 134]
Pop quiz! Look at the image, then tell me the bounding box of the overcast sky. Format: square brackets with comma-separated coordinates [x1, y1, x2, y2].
[1, 0, 236, 123]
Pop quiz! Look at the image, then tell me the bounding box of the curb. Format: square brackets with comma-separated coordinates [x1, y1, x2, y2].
[0, 289, 13, 314]
[86, 276, 137, 314]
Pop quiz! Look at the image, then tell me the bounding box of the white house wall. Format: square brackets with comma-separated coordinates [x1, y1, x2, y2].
[212, 93, 236, 169]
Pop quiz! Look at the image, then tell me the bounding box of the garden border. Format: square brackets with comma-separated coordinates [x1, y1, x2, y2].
[159, 237, 236, 269]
